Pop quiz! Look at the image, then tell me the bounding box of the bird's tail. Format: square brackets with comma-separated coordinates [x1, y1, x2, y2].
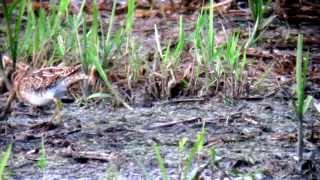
[65, 66, 98, 87]
[65, 73, 88, 86]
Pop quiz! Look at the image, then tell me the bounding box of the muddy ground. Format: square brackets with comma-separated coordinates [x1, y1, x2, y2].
[1, 1, 320, 179]
[1, 95, 320, 179]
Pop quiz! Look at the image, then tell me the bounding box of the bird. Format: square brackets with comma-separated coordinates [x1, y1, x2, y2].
[14, 64, 87, 106]
[1, 54, 94, 124]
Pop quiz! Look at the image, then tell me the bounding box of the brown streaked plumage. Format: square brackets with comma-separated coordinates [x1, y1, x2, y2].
[14, 63, 88, 106]
[1, 55, 95, 122]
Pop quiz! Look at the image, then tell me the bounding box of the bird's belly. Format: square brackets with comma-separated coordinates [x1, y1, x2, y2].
[21, 91, 54, 106]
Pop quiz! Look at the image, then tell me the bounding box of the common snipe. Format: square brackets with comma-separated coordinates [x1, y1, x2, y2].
[14, 63, 87, 106]
[1, 54, 92, 123]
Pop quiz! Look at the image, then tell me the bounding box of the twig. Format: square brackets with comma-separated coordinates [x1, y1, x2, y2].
[123, 127, 150, 134]
[145, 117, 202, 130]
[189, 161, 210, 179]
[243, 115, 258, 125]
[160, 98, 205, 105]
[203, 0, 233, 10]
[238, 88, 279, 100]
[59, 147, 119, 162]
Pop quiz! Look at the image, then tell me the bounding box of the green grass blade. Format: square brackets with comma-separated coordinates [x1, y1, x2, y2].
[22, 1, 35, 55]
[52, 0, 70, 36]
[172, 15, 186, 66]
[73, 0, 87, 65]
[296, 34, 305, 117]
[295, 34, 309, 162]
[303, 95, 313, 115]
[178, 137, 188, 152]
[58, 0, 71, 16]
[76, 0, 87, 22]
[154, 144, 169, 180]
[37, 137, 48, 170]
[244, 17, 260, 49]
[105, 0, 118, 45]
[226, 33, 240, 67]
[125, 0, 136, 51]
[0, 144, 12, 179]
[184, 130, 206, 178]
[125, 0, 136, 35]
[208, 0, 215, 60]
[104, 0, 118, 64]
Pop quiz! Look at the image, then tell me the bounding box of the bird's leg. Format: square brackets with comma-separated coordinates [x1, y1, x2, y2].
[50, 98, 63, 125]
